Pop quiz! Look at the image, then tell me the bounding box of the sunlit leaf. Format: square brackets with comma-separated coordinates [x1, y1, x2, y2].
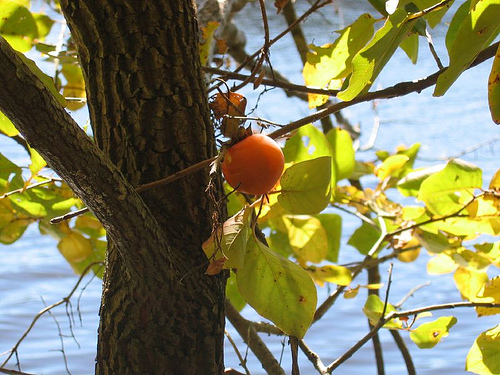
[410, 316, 457, 348]
[278, 157, 332, 215]
[75, 214, 106, 238]
[0, 1, 37, 52]
[326, 127, 356, 181]
[348, 221, 381, 255]
[397, 164, 445, 197]
[283, 124, 336, 187]
[488, 43, 500, 124]
[475, 276, 500, 316]
[32, 12, 54, 40]
[400, 32, 418, 63]
[375, 154, 410, 180]
[475, 242, 500, 267]
[28, 145, 47, 178]
[466, 324, 500, 375]
[337, 7, 418, 101]
[199, 21, 219, 66]
[302, 13, 376, 107]
[282, 215, 328, 263]
[434, 0, 500, 96]
[9, 194, 47, 217]
[418, 159, 482, 216]
[61, 63, 86, 111]
[427, 253, 458, 274]
[237, 235, 317, 338]
[453, 267, 489, 301]
[362, 294, 402, 329]
[309, 264, 352, 287]
[0, 111, 18, 136]
[316, 213, 341, 262]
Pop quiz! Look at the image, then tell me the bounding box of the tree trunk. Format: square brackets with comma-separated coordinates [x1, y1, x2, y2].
[58, 1, 226, 373]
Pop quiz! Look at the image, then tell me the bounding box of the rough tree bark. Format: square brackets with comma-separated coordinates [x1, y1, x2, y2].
[0, 0, 226, 374]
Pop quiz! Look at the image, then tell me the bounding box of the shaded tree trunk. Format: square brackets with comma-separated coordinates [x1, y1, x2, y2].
[0, 0, 227, 373]
[58, 1, 226, 373]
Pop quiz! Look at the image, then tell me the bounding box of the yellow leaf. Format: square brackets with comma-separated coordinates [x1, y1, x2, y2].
[453, 267, 489, 301]
[427, 253, 457, 275]
[283, 215, 328, 263]
[475, 276, 500, 317]
[309, 264, 352, 286]
[57, 232, 93, 263]
[375, 154, 410, 180]
[466, 324, 500, 375]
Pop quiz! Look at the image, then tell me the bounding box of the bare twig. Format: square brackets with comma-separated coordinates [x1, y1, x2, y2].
[298, 340, 327, 374]
[395, 282, 432, 309]
[0, 177, 62, 199]
[0, 368, 35, 375]
[0, 262, 102, 368]
[225, 330, 251, 375]
[326, 301, 500, 373]
[389, 330, 416, 375]
[290, 336, 300, 375]
[225, 300, 286, 375]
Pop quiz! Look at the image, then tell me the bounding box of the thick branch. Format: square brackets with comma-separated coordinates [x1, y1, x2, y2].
[0, 37, 173, 284]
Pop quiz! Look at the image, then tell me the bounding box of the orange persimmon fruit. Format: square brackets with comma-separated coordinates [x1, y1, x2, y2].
[222, 134, 285, 195]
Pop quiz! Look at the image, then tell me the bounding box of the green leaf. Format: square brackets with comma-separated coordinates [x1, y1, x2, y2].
[278, 157, 332, 215]
[488, 43, 500, 124]
[375, 154, 410, 180]
[337, 7, 418, 101]
[410, 316, 457, 348]
[226, 271, 246, 312]
[17, 52, 66, 106]
[309, 264, 352, 286]
[434, 0, 500, 96]
[445, 0, 470, 51]
[362, 294, 402, 329]
[28, 145, 47, 177]
[61, 63, 86, 111]
[237, 235, 317, 338]
[326, 127, 356, 181]
[397, 164, 445, 197]
[302, 13, 376, 107]
[348, 221, 381, 255]
[32, 13, 54, 40]
[8, 194, 47, 217]
[0, 111, 18, 136]
[282, 215, 328, 263]
[203, 208, 251, 269]
[316, 213, 342, 262]
[466, 324, 500, 375]
[0, 217, 30, 244]
[283, 124, 336, 187]
[418, 159, 482, 216]
[399, 32, 419, 64]
[0, 1, 37, 52]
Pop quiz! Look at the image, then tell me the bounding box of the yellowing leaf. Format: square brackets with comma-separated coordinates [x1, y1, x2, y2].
[410, 316, 457, 349]
[199, 21, 219, 65]
[326, 128, 356, 181]
[363, 294, 402, 329]
[435, 0, 500, 96]
[61, 64, 86, 111]
[57, 232, 93, 263]
[303, 13, 376, 108]
[309, 264, 352, 286]
[489, 43, 500, 124]
[418, 159, 482, 216]
[203, 207, 251, 270]
[397, 247, 421, 262]
[28, 145, 46, 178]
[282, 215, 328, 263]
[466, 324, 500, 375]
[0, 111, 18, 136]
[489, 168, 500, 189]
[427, 253, 458, 275]
[278, 157, 332, 215]
[375, 154, 410, 180]
[237, 235, 317, 338]
[0, 217, 30, 244]
[475, 276, 500, 316]
[453, 267, 489, 301]
[0, 1, 37, 52]
[338, 7, 418, 101]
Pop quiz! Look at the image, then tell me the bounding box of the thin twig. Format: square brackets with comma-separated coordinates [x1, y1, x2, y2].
[326, 301, 500, 372]
[380, 263, 394, 320]
[389, 330, 416, 375]
[0, 177, 61, 199]
[225, 330, 251, 375]
[395, 282, 432, 309]
[290, 336, 300, 375]
[0, 368, 35, 375]
[0, 262, 102, 368]
[298, 340, 327, 374]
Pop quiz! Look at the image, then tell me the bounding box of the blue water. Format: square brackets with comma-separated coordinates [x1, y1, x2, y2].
[1, 1, 500, 374]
